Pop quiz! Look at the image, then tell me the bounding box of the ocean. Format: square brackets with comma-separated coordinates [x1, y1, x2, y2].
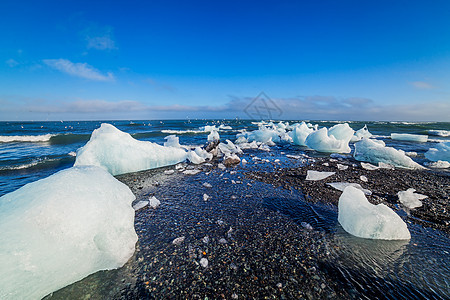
[1, 119, 449, 197]
[1, 119, 450, 299]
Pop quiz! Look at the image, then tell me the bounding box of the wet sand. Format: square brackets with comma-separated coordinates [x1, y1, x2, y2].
[46, 151, 450, 299]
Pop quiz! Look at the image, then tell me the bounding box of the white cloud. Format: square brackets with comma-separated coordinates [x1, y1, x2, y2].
[43, 59, 114, 81]
[87, 36, 117, 50]
[411, 81, 434, 89]
[5, 59, 19, 67]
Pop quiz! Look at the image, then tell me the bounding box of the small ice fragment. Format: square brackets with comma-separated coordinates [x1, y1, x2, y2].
[218, 163, 226, 170]
[202, 236, 210, 244]
[337, 164, 348, 170]
[183, 169, 201, 175]
[200, 257, 209, 268]
[276, 283, 283, 288]
[149, 196, 160, 209]
[397, 188, 427, 209]
[322, 163, 329, 166]
[391, 133, 428, 143]
[164, 170, 175, 175]
[361, 162, 379, 170]
[241, 159, 247, 165]
[301, 222, 313, 230]
[232, 293, 239, 299]
[203, 194, 210, 201]
[360, 175, 368, 182]
[172, 236, 185, 245]
[217, 219, 224, 225]
[305, 170, 335, 181]
[203, 182, 212, 188]
[219, 238, 228, 244]
[227, 227, 233, 238]
[231, 180, 236, 184]
[406, 152, 417, 157]
[378, 162, 395, 170]
[175, 164, 184, 170]
[133, 200, 149, 211]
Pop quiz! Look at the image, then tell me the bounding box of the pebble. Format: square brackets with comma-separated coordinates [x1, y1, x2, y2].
[360, 175, 368, 182]
[164, 170, 175, 175]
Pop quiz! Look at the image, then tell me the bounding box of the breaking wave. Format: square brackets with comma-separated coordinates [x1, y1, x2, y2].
[0, 134, 54, 143]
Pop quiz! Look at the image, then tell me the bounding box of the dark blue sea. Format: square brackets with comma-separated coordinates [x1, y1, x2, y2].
[0, 120, 449, 197]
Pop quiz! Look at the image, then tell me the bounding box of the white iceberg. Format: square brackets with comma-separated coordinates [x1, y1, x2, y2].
[289, 122, 314, 146]
[397, 188, 426, 209]
[305, 170, 335, 181]
[164, 135, 182, 148]
[207, 130, 220, 142]
[390, 133, 428, 143]
[218, 139, 242, 155]
[328, 123, 355, 143]
[305, 127, 351, 153]
[425, 141, 450, 163]
[0, 166, 137, 300]
[327, 182, 372, 195]
[351, 125, 372, 142]
[238, 128, 281, 144]
[338, 186, 411, 240]
[75, 124, 188, 175]
[354, 138, 423, 169]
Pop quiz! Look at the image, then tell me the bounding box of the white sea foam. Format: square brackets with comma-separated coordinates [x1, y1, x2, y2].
[0, 134, 54, 143]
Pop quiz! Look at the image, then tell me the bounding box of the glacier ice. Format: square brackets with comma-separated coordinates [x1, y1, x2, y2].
[0, 166, 137, 300]
[164, 135, 182, 148]
[289, 122, 314, 146]
[328, 123, 354, 143]
[133, 200, 149, 211]
[425, 160, 450, 168]
[425, 141, 450, 163]
[354, 138, 423, 169]
[149, 196, 161, 209]
[305, 127, 351, 153]
[74, 123, 188, 175]
[351, 125, 372, 142]
[397, 188, 426, 209]
[207, 130, 220, 142]
[305, 170, 335, 181]
[338, 186, 411, 240]
[390, 133, 428, 143]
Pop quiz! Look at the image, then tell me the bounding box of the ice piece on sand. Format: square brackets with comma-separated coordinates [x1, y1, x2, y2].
[305, 127, 351, 153]
[207, 130, 220, 142]
[305, 170, 335, 181]
[289, 122, 314, 146]
[203, 193, 210, 201]
[391, 133, 428, 143]
[361, 162, 379, 170]
[425, 141, 450, 163]
[203, 182, 212, 188]
[397, 188, 426, 209]
[75, 123, 187, 175]
[301, 222, 313, 230]
[218, 163, 226, 170]
[133, 200, 149, 211]
[327, 182, 372, 195]
[337, 164, 348, 170]
[425, 160, 450, 168]
[200, 257, 209, 268]
[0, 166, 137, 300]
[360, 175, 368, 182]
[172, 236, 185, 245]
[164, 170, 175, 175]
[183, 169, 201, 175]
[149, 196, 161, 209]
[338, 186, 411, 240]
[354, 138, 423, 169]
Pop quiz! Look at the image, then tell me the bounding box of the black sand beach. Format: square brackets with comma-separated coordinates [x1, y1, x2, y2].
[46, 148, 450, 299]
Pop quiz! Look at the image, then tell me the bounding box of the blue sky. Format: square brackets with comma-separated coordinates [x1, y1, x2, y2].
[1, 0, 449, 121]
